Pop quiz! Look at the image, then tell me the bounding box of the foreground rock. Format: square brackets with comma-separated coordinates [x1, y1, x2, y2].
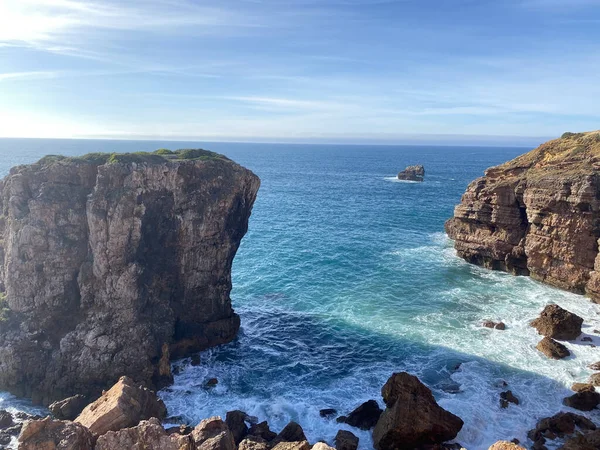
[488, 442, 525, 450]
[192, 416, 236, 450]
[527, 411, 596, 449]
[18, 417, 94, 450]
[0, 149, 260, 403]
[397, 165, 425, 182]
[445, 130, 600, 300]
[225, 410, 249, 444]
[530, 304, 583, 340]
[49, 395, 88, 421]
[561, 429, 600, 449]
[334, 430, 359, 450]
[343, 400, 382, 430]
[75, 376, 166, 436]
[95, 417, 193, 450]
[373, 372, 464, 450]
[536, 337, 570, 359]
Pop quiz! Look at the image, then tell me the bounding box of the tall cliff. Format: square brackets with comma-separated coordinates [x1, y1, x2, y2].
[0, 149, 260, 404]
[446, 131, 600, 302]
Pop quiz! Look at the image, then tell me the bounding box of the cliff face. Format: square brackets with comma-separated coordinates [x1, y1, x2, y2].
[0, 150, 260, 404]
[446, 131, 600, 301]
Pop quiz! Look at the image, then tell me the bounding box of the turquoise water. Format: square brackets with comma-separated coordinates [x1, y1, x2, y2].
[0, 138, 599, 449]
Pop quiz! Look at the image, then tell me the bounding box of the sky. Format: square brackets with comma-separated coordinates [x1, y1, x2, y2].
[0, 0, 599, 145]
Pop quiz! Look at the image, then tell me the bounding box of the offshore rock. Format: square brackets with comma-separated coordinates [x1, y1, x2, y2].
[373, 372, 463, 450]
[563, 389, 600, 411]
[397, 165, 425, 182]
[95, 417, 193, 450]
[18, 417, 94, 450]
[536, 337, 570, 359]
[445, 131, 600, 300]
[0, 149, 259, 403]
[75, 376, 166, 436]
[530, 305, 583, 340]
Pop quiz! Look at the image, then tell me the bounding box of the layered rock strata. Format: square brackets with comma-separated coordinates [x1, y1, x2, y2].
[0, 149, 260, 403]
[446, 131, 600, 301]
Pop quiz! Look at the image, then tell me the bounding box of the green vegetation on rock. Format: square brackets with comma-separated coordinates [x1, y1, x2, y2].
[0, 292, 9, 322]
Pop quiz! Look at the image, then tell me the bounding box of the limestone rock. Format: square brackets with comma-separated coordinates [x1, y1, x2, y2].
[95, 417, 193, 450]
[191, 416, 236, 450]
[343, 400, 382, 430]
[334, 430, 359, 450]
[488, 441, 526, 450]
[589, 362, 600, 370]
[530, 305, 583, 340]
[225, 410, 248, 444]
[373, 372, 463, 450]
[527, 411, 596, 445]
[0, 150, 260, 403]
[397, 165, 425, 182]
[18, 416, 94, 450]
[572, 383, 594, 392]
[536, 337, 570, 359]
[445, 131, 600, 300]
[49, 395, 88, 421]
[75, 376, 166, 436]
[589, 373, 600, 386]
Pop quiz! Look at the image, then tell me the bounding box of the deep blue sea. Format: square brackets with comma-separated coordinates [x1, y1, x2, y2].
[0, 138, 599, 449]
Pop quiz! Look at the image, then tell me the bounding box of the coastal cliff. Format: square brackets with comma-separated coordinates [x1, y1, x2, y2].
[445, 131, 600, 300]
[0, 149, 260, 404]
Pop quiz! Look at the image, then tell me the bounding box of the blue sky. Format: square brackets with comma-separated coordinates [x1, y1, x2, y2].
[0, 0, 599, 144]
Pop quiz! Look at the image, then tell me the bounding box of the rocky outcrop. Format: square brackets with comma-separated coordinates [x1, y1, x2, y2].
[530, 304, 583, 340]
[95, 417, 193, 450]
[75, 376, 166, 436]
[372, 372, 463, 450]
[0, 149, 260, 403]
[563, 388, 600, 411]
[397, 165, 425, 182]
[527, 411, 596, 449]
[445, 131, 600, 300]
[192, 416, 236, 450]
[18, 417, 94, 450]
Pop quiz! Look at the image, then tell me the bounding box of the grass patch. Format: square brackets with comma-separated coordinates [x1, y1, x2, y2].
[0, 292, 9, 322]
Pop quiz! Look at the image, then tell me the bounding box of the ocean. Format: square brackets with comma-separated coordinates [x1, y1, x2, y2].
[0, 138, 599, 449]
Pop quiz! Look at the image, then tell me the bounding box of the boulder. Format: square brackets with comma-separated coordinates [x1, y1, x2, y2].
[225, 410, 248, 444]
[499, 390, 519, 408]
[75, 376, 167, 436]
[561, 429, 600, 450]
[49, 395, 88, 421]
[589, 373, 600, 386]
[191, 416, 236, 450]
[527, 411, 596, 444]
[238, 435, 269, 450]
[18, 417, 94, 450]
[319, 409, 337, 418]
[248, 421, 277, 442]
[334, 430, 359, 450]
[483, 321, 505, 330]
[270, 442, 310, 450]
[397, 165, 425, 182]
[373, 372, 463, 450]
[343, 400, 382, 430]
[274, 422, 306, 443]
[536, 337, 570, 359]
[589, 362, 600, 370]
[563, 390, 600, 411]
[572, 383, 594, 392]
[530, 305, 583, 340]
[312, 444, 335, 450]
[0, 412, 13, 429]
[488, 441, 525, 450]
[95, 417, 193, 450]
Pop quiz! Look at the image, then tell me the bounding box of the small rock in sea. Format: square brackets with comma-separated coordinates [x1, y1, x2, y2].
[588, 373, 600, 386]
[191, 354, 201, 366]
[561, 429, 600, 450]
[495, 322, 506, 330]
[581, 336, 593, 342]
[511, 438, 520, 445]
[571, 383, 594, 392]
[499, 390, 520, 408]
[482, 320, 496, 328]
[397, 165, 425, 182]
[563, 390, 600, 411]
[494, 380, 508, 388]
[530, 304, 583, 340]
[335, 430, 359, 450]
[588, 361, 600, 370]
[594, 329, 600, 334]
[319, 408, 337, 418]
[205, 378, 218, 387]
[536, 337, 570, 359]
[343, 400, 382, 430]
[271, 442, 310, 450]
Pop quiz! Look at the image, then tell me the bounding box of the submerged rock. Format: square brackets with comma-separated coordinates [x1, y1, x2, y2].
[530, 305, 583, 340]
[75, 376, 166, 436]
[343, 400, 382, 430]
[445, 130, 600, 300]
[397, 165, 425, 182]
[319, 409, 337, 419]
[499, 390, 519, 408]
[0, 149, 260, 404]
[373, 372, 463, 450]
[536, 337, 570, 359]
[18, 417, 94, 450]
[95, 417, 193, 450]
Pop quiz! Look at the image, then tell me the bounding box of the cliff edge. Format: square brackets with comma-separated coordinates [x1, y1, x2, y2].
[0, 149, 260, 404]
[446, 131, 600, 301]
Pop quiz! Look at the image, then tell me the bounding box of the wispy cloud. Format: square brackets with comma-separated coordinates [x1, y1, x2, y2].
[0, 71, 61, 81]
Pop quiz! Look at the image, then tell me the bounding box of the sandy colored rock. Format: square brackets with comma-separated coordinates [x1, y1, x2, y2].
[238, 435, 269, 450]
[49, 395, 88, 421]
[334, 430, 358, 450]
[312, 443, 335, 450]
[270, 441, 310, 450]
[572, 383, 595, 392]
[0, 150, 259, 403]
[589, 373, 600, 386]
[445, 131, 600, 300]
[536, 337, 570, 359]
[191, 416, 236, 450]
[530, 304, 583, 340]
[373, 372, 463, 450]
[75, 376, 166, 436]
[488, 441, 525, 450]
[95, 417, 193, 450]
[18, 416, 93, 450]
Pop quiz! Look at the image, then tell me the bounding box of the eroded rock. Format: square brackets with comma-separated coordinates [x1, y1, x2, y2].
[536, 337, 570, 359]
[95, 417, 193, 450]
[191, 416, 236, 450]
[274, 422, 306, 443]
[18, 416, 94, 450]
[225, 410, 248, 444]
[530, 305, 583, 340]
[563, 390, 600, 411]
[488, 441, 525, 450]
[373, 372, 463, 450]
